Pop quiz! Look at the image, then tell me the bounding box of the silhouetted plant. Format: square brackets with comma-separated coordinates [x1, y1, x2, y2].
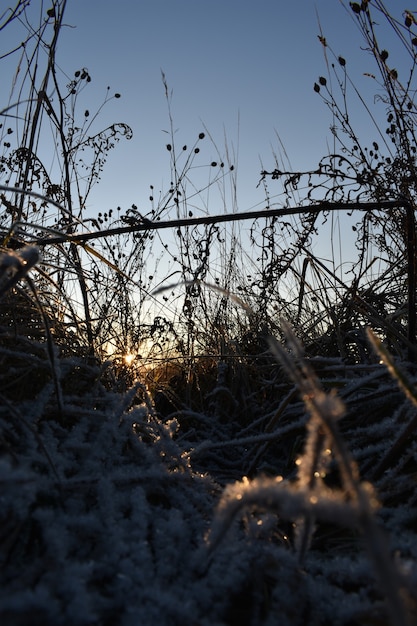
[260, 1, 417, 360]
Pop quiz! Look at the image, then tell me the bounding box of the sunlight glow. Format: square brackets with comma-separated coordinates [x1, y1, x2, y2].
[124, 353, 136, 366]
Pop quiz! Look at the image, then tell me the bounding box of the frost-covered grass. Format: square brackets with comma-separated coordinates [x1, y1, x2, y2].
[0, 304, 416, 626]
[1, 3, 417, 624]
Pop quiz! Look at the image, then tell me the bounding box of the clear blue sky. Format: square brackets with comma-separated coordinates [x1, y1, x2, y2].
[51, 0, 381, 216]
[0, 1, 405, 271]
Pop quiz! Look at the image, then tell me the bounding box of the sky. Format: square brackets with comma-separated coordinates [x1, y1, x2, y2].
[1, 0, 385, 215]
[57, 0, 369, 215]
[0, 0, 409, 289]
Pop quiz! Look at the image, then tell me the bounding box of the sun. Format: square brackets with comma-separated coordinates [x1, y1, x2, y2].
[123, 353, 136, 366]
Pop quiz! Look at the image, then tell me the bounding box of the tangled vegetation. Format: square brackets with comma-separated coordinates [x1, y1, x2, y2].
[0, 1, 416, 625]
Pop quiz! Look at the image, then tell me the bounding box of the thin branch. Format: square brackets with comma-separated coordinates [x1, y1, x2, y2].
[28, 199, 412, 246]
